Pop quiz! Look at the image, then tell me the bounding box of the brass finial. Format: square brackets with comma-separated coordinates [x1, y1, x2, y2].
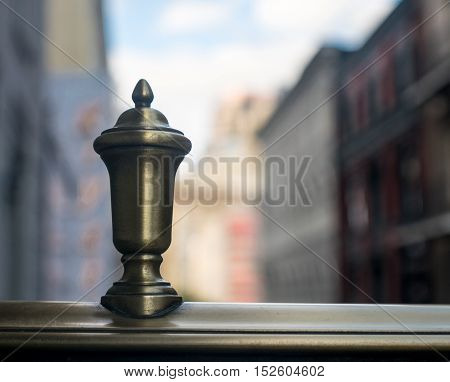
[94, 79, 191, 318]
[132, 79, 154, 107]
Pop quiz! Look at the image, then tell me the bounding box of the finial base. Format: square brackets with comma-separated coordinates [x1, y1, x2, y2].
[100, 253, 183, 318]
[101, 294, 182, 318]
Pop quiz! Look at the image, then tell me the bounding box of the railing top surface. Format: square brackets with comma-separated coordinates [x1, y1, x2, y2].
[1, 301, 450, 359]
[1, 301, 449, 334]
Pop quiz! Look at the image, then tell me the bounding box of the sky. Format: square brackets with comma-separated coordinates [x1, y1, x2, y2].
[104, 0, 398, 159]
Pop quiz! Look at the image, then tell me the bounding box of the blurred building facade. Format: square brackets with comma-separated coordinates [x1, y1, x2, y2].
[338, 0, 450, 303]
[0, 1, 47, 299]
[258, 48, 346, 302]
[164, 94, 274, 302]
[0, 0, 115, 301]
[42, 0, 115, 301]
[257, 0, 449, 304]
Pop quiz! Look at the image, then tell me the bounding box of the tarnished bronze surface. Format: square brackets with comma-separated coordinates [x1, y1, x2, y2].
[0, 302, 450, 360]
[93, 79, 191, 318]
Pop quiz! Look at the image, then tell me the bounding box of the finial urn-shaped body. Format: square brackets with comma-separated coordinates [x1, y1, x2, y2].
[94, 79, 191, 318]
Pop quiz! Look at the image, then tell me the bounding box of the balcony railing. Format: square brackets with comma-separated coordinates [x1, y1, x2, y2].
[1, 301, 450, 361]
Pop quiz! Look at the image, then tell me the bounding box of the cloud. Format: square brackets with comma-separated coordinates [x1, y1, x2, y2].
[159, 1, 232, 34]
[254, 0, 395, 46]
[109, 38, 315, 159]
[255, 0, 340, 34]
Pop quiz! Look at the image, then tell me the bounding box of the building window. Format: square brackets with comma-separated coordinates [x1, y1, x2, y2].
[397, 133, 424, 222]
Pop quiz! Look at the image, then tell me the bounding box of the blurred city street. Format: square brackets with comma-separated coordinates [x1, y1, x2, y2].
[0, 0, 448, 304]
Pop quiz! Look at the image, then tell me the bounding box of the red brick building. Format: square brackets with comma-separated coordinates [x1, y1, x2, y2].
[338, 0, 450, 303]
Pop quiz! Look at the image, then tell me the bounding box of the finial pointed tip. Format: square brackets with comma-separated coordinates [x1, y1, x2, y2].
[132, 79, 154, 107]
